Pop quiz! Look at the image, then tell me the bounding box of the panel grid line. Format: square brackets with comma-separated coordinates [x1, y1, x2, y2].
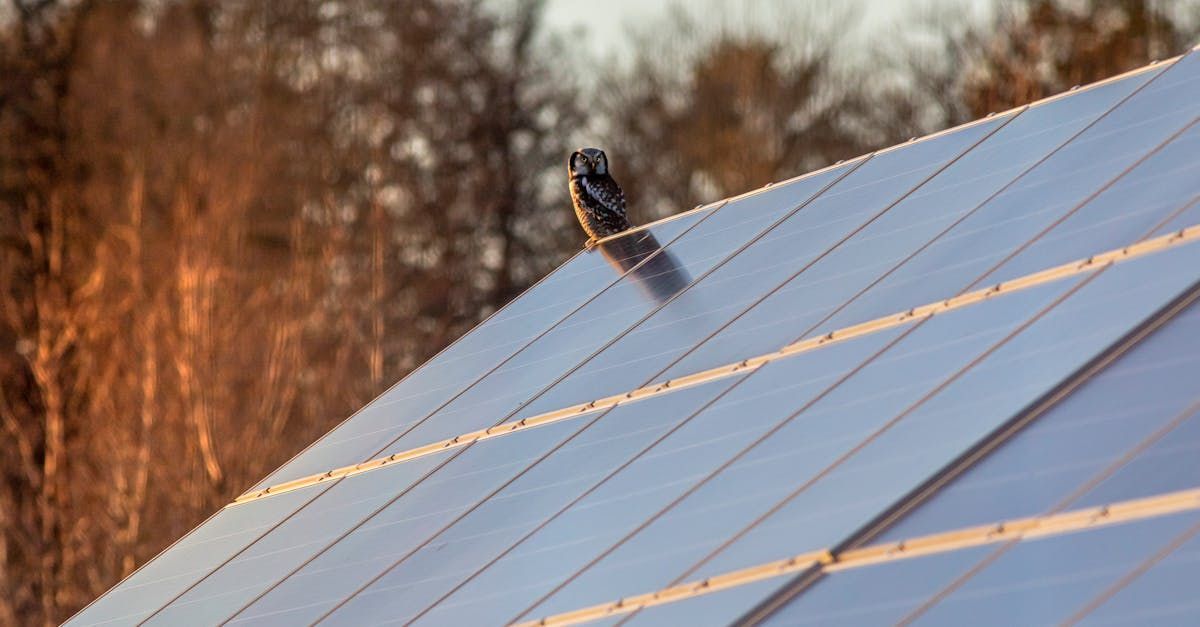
[215, 161, 875, 625]
[66, 50, 1197, 627]
[741, 189, 1200, 627]
[958, 114, 1200, 294]
[888, 160, 1200, 625]
[245, 50, 1172, 505]
[245, 197, 726, 497]
[231, 223, 1200, 507]
[244, 243, 588, 492]
[235, 58, 1191, 554]
[299, 153, 897, 625]
[563, 50, 1176, 275]
[1062, 518, 1200, 625]
[516, 243, 1111, 623]
[612, 243, 1112, 627]
[511, 487, 1200, 627]
[470, 57, 1200, 621]
[891, 336, 1200, 625]
[135, 204, 730, 627]
[602, 81, 1200, 618]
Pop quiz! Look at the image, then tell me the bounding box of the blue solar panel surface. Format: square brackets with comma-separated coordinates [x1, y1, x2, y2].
[69, 49, 1200, 627]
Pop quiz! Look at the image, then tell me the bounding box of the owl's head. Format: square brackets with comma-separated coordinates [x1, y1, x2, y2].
[569, 147, 609, 177]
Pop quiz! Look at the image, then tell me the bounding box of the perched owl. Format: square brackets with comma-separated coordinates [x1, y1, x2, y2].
[568, 147, 631, 246]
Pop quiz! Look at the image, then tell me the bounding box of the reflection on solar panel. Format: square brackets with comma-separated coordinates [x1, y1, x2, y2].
[68, 47, 1200, 626]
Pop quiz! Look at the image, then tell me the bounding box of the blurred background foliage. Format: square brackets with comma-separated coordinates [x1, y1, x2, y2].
[0, 0, 1195, 622]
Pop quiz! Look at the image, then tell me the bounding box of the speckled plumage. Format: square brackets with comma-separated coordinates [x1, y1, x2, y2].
[568, 147, 631, 244]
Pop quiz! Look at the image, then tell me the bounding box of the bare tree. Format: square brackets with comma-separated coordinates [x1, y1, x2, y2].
[0, 0, 581, 623]
[5, 0, 1197, 624]
[590, 3, 884, 221]
[886, 0, 1200, 130]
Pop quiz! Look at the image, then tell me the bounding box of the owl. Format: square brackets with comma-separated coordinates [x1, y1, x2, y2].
[568, 147, 631, 246]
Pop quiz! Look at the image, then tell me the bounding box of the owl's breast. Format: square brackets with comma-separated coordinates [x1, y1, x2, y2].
[570, 175, 630, 241]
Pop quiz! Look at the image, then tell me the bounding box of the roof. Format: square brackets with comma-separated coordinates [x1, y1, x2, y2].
[69, 44, 1200, 626]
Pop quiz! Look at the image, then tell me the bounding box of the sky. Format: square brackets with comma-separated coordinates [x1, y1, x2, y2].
[541, 0, 986, 62]
[544, 0, 912, 35]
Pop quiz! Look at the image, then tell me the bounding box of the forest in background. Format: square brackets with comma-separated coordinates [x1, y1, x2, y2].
[0, 0, 1195, 623]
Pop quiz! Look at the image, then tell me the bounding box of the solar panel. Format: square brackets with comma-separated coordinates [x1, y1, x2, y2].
[142, 450, 457, 625]
[759, 511, 1200, 626]
[506, 114, 1009, 420]
[407, 327, 910, 625]
[808, 53, 1197, 339]
[1156, 197, 1200, 235]
[982, 119, 1200, 284]
[250, 206, 715, 490]
[367, 160, 861, 460]
[758, 545, 997, 626]
[509, 239, 1200, 622]
[1076, 411, 1200, 508]
[70, 47, 1200, 627]
[1067, 523, 1200, 624]
[618, 578, 786, 627]
[226, 377, 747, 625]
[66, 486, 319, 626]
[875, 299, 1200, 541]
[685, 244, 1200, 573]
[901, 510, 1200, 626]
[516, 282, 1087, 617]
[663, 60, 1164, 381]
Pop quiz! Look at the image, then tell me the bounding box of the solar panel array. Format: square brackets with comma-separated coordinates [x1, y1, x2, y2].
[70, 46, 1200, 626]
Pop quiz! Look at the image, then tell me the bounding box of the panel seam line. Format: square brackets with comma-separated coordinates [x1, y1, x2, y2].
[511, 487, 1200, 627]
[230, 223, 1200, 507]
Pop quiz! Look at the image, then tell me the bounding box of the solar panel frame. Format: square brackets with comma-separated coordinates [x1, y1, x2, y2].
[64, 485, 324, 627]
[743, 268, 1200, 626]
[517, 279, 1091, 620]
[137, 156, 867, 625]
[1064, 519, 1200, 625]
[660, 60, 1170, 383]
[68, 47, 1200, 627]
[294, 378, 753, 626]
[366, 158, 869, 461]
[249, 206, 719, 490]
[93, 211, 721, 625]
[755, 511, 1200, 627]
[503, 114, 1013, 422]
[805, 51, 1200, 341]
[873, 299, 1200, 541]
[897, 509, 1200, 626]
[540, 237, 1200, 619]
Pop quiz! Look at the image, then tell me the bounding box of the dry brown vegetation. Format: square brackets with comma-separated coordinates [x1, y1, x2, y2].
[0, 0, 1194, 623]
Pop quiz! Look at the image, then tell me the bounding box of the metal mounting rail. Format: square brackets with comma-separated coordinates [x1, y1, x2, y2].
[232, 223, 1200, 507]
[514, 487, 1200, 627]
